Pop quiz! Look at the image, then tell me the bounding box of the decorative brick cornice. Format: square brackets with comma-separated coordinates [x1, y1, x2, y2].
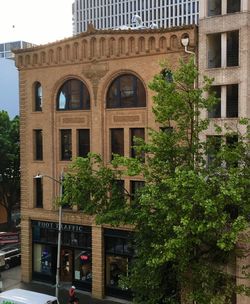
[13, 25, 197, 71]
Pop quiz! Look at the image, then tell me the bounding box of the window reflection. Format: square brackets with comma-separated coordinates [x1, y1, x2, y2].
[106, 255, 128, 287]
[33, 244, 52, 275]
[74, 250, 92, 282]
[57, 79, 90, 110]
[34, 82, 42, 111]
[107, 74, 146, 108]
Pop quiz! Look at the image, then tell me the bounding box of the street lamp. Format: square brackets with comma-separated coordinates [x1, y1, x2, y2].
[34, 172, 63, 299]
[181, 36, 195, 56]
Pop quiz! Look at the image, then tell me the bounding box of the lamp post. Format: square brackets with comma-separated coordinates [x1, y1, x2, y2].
[34, 172, 63, 299]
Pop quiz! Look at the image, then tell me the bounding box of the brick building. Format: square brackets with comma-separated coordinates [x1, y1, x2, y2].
[14, 25, 196, 300]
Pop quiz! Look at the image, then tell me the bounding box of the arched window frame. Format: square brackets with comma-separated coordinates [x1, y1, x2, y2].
[106, 74, 146, 109]
[57, 79, 90, 111]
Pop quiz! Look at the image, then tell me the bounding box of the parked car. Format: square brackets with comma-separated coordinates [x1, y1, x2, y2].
[0, 288, 59, 304]
[0, 243, 21, 270]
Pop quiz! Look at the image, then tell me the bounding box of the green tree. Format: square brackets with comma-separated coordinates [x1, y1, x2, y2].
[62, 59, 250, 303]
[0, 111, 20, 229]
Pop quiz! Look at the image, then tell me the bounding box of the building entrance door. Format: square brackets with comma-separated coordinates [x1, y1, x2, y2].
[61, 248, 73, 282]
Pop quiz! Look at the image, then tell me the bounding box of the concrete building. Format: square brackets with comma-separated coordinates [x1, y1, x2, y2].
[14, 25, 196, 300]
[0, 41, 35, 118]
[72, 0, 199, 34]
[0, 41, 35, 59]
[0, 58, 19, 118]
[199, 1, 250, 302]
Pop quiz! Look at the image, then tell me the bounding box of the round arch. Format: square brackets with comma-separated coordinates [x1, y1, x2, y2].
[105, 72, 147, 109]
[55, 76, 91, 111]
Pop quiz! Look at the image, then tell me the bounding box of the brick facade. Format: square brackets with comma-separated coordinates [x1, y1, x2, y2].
[14, 25, 197, 300]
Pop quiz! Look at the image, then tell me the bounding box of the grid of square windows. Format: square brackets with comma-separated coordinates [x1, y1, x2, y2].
[73, 0, 199, 34]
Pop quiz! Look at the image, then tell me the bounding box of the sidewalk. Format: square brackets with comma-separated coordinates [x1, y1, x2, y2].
[1, 267, 129, 304]
[19, 281, 126, 304]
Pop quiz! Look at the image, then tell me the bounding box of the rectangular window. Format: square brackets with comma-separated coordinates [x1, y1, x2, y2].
[207, 135, 222, 166]
[34, 129, 43, 160]
[208, 86, 221, 118]
[35, 178, 43, 208]
[61, 129, 72, 161]
[33, 244, 52, 275]
[104, 229, 134, 297]
[130, 180, 145, 201]
[227, 31, 239, 67]
[226, 135, 238, 167]
[207, 33, 221, 68]
[207, 0, 221, 16]
[226, 84, 238, 117]
[110, 129, 124, 159]
[78, 129, 90, 157]
[227, 0, 241, 14]
[111, 180, 125, 201]
[130, 128, 145, 159]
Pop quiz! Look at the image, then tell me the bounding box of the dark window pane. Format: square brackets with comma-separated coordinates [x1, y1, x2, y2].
[207, 0, 221, 16]
[226, 135, 238, 167]
[207, 135, 222, 166]
[78, 129, 90, 157]
[161, 69, 173, 82]
[226, 135, 238, 146]
[106, 74, 146, 108]
[111, 129, 124, 159]
[130, 180, 145, 201]
[111, 180, 125, 201]
[208, 86, 221, 118]
[227, 0, 240, 13]
[57, 79, 90, 110]
[226, 84, 238, 117]
[130, 128, 145, 159]
[47, 229, 57, 243]
[208, 33, 221, 68]
[120, 76, 135, 107]
[227, 31, 239, 67]
[34, 82, 42, 111]
[107, 79, 119, 108]
[61, 129, 72, 160]
[35, 178, 43, 208]
[34, 129, 43, 160]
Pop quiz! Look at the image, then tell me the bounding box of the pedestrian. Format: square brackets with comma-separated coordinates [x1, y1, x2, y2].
[68, 285, 79, 304]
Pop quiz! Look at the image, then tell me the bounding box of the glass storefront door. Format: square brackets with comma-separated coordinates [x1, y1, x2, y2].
[61, 248, 73, 282]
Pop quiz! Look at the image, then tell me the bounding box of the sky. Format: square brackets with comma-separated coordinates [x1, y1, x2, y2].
[0, 0, 74, 118]
[0, 0, 73, 45]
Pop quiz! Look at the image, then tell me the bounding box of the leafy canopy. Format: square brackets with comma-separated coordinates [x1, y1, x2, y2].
[62, 58, 250, 304]
[0, 111, 20, 226]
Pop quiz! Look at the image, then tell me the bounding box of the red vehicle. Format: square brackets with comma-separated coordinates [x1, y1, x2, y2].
[0, 232, 20, 246]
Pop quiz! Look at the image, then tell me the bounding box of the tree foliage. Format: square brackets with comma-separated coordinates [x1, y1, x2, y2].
[0, 111, 20, 227]
[62, 58, 250, 303]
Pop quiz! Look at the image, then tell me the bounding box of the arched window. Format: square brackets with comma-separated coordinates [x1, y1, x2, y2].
[106, 74, 146, 108]
[34, 82, 42, 111]
[57, 79, 90, 110]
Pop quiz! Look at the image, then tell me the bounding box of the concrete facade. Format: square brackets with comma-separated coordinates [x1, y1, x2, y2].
[14, 25, 196, 300]
[199, 1, 250, 303]
[72, 0, 199, 33]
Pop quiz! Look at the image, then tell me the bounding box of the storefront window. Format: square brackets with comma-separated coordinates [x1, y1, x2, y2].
[47, 229, 57, 243]
[104, 229, 134, 299]
[32, 221, 92, 290]
[106, 255, 128, 287]
[74, 250, 92, 283]
[33, 244, 52, 275]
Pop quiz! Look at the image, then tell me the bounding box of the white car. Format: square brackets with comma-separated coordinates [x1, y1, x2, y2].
[0, 288, 59, 304]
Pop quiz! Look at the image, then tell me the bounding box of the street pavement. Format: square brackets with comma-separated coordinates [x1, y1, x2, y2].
[0, 266, 129, 304]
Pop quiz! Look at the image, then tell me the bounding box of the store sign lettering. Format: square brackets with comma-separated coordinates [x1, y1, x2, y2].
[36, 221, 84, 232]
